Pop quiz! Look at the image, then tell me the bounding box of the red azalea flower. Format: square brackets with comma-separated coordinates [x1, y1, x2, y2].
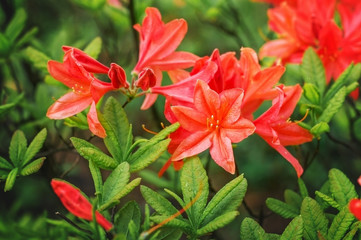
[47, 47, 125, 138]
[253, 85, 313, 177]
[170, 80, 255, 174]
[51, 179, 113, 231]
[133, 7, 199, 109]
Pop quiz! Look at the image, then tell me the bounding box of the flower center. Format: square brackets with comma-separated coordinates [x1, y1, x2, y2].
[207, 115, 220, 131]
[71, 83, 87, 94]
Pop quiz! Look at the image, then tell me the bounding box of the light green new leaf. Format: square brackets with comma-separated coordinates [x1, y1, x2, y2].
[129, 139, 170, 172]
[84, 37, 102, 59]
[88, 160, 103, 197]
[23, 128, 47, 166]
[5, 8, 26, 43]
[114, 201, 141, 237]
[266, 198, 299, 219]
[301, 197, 328, 240]
[329, 168, 357, 207]
[280, 216, 303, 240]
[201, 174, 247, 226]
[303, 83, 320, 105]
[318, 87, 346, 123]
[140, 185, 179, 216]
[100, 97, 131, 163]
[23, 47, 51, 73]
[9, 130, 27, 167]
[301, 48, 326, 96]
[197, 211, 238, 236]
[64, 115, 89, 130]
[4, 168, 18, 192]
[240, 217, 267, 240]
[0, 156, 13, 170]
[180, 156, 209, 228]
[20, 157, 45, 176]
[315, 191, 340, 210]
[327, 206, 355, 240]
[284, 189, 303, 209]
[310, 122, 330, 137]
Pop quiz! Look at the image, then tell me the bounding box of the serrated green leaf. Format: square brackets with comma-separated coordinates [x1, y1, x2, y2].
[100, 97, 131, 163]
[0, 156, 13, 170]
[343, 221, 361, 240]
[180, 156, 209, 228]
[140, 185, 179, 216]
[14, 27, 38, 49]
[327, 206, 355, 240]
[0, 93, 24, 116]
[9, 130, 27, 167]
[5, 8, 26, 43]
[149, 216, 190, 233]
[20, 157, 45, 176]
[71, 137, 118, 170]
[201, 174, 247, 226]
[129, 139, 170, 172]
[303, 83, 320, 105]
[84, 37, 102, 59]
[280, 216, 303, 240]
[266, 198, 299, 219]
[164, 188, 185, 207]
[88, 160, 103, 197]
[315, 191, 340, 210]
[346, 82, 359, 95]
[154, 228, 183, 240]
[240, 217, 267, 240]
[114, 201, 141, 237]
[284, 189, 302, 209]
[298, 178, 309, 199]
[101, 162, 130, 206]
[23, 128, 47, 166]
[301, 197, 328, 240]
[329, 168, 357, 207]
[310, 122, 330, 137]
[4, 167, 18, 191]
[197, 211, 238, 236]
[23, 47, 50, 73]
[319, 87, 346, 123]
[301, 48, 326, 96]
[268, 233, 281, 240]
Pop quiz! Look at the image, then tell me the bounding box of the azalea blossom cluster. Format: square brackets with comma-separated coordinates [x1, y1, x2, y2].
[47, 7, 313, 177]
[259, 0, 361, 97]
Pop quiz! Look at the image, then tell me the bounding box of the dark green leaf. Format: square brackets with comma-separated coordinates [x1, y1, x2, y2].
[240, 217, 267, 240]
[88, 160, 103, 197]
[4, 167, 18, 191]
[343, 221, 361, 240]
[353, 118, 361, 141]
[284, 189, 302, 209]
[329, 168, 357, 207]
[115, 201, 141, 237]
[301, 48, 326, 96]
[327, 206, 355, 240]
[266, 198, 299, 219]
[0, 156, 13, 170]
[201, 174, 247, 226]
[298, 178, 309, 199]
[14, 27, 38, 49]
[23, 128, 47, 166]
[301, 197, 328, 240]
[84, 37, 102, 59]
[164, 188, 185, 207]
[9, 130, 27, 167]
[180, 156, 209, 228]
[20, 157, 45, 176]
[154, 228, 183, 240]
[315, 191, 340, 210]
[280, 216, 303, 240]
[0, 93, 24, 116]
[71, 0, 106, 10]
[5, 8, 26, 43]
[0, 33, 11, 57]
[319, 87, 346, 123]
[197, 211, 238, 236]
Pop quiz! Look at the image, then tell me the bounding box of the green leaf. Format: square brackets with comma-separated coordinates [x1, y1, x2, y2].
[14, 27, 38, 49]
[71, 137, 118, 170]
[327, 206, 355, 240]
[300, 197, 328, 240]
[298, 178, 309, 199]
[149, 216, 190, 233]
[115, 201, 141, 237]
[5, 8, 26, 43]
[343, 221, 361, 240]
[319, 87, 347, 123]
[240, 217, 267, 240]
[140, 185, 179, 216]
[315, 191, 340, 210]
[0, 156, 13, 170]
[88, 160, 103, 197]
[164, 188, 185, 207]
[201, 174, 247, 226]
[301, 48, 326, 96]
[0, 33, 11, 57]
[310, 122, 330, 137]
[280, 216, 303, 240]
[23, 47, 51, 73]
[329, 168, 357, 207]
[101, 162, 130, 208]
[71, 0, 106, 10]
[20, 157, 45, 176]
[284, 189, 303, 209]
[303, 83, 320, 105]
[64, 114, 89, 130]
[129, 139, 170, 172]
[9, 130, 27, 167]
[266, 198, 299, 219]
[84, 37, 102, 59]
[0, 93, 24, 116]
[23, 128, 47, 166]
[353, 118, 361, 141]
[154, 228, 183, 240]
[197, 211, 239, 236]
[4, 167, 18, 191]
[144, 122, 180, 143]
[180, 156, 209, 228]
[100, 97, 131, 163]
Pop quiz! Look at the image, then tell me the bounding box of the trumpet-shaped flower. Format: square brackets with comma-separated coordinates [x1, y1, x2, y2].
[47, 47, 125, 137]
[170, 80, 255, 174]
[253, 85, 313, 177]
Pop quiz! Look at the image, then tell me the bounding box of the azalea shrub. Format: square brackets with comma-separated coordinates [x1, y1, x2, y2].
[1, 0, 361, 239]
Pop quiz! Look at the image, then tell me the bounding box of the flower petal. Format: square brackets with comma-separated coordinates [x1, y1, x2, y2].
[222, 117, 255, 143]
[210, 133, 235, 174]
[171, 106, 208, 132]
[194, 80, 220, 116]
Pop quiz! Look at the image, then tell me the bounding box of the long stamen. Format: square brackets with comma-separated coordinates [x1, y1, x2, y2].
[294, 109, 309, 124]
[142, 124, 158, 135]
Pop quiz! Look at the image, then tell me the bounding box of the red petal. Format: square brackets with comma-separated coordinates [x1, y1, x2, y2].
[108, 63, 128, 89]
[209, 133, 235, 174]
[222, 117, 255, 143]
[171, 106, 207, 132]
[193, 80, 220, 116]
[150, 51, 199, 71]
[219, 88, 244, 124]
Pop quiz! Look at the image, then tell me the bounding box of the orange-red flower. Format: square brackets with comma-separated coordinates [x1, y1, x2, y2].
[253, 85, 313, 177]
[170, 80, 255, 174]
